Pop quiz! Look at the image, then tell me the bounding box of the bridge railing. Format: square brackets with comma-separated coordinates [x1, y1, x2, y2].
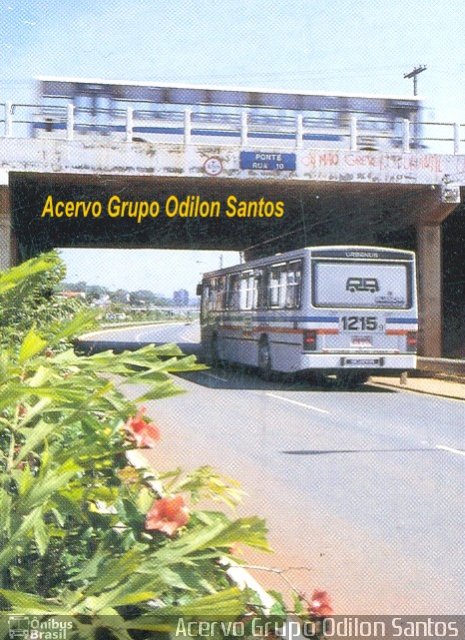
[1, 101, 464, 154]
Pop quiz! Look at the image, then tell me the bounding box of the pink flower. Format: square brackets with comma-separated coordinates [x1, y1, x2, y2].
[125, 407, 160, 448]
[228, 543, 242, 555]
[308, 590, 333, 618]
[145, 496, 189, 536]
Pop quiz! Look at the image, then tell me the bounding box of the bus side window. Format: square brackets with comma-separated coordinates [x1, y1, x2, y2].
[226, 274, 240, 310]
[254, 269, 265, 309]
[285, 260, 302, 309]
[200, 282, 213, 315]
[215, 276, 226, 310]
[240, 271, 254, 310]
[209, 277, 224, 311]
[268, 264, 286, 308]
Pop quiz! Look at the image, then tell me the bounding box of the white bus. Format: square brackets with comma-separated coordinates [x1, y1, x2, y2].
[198, 246, 418, 385]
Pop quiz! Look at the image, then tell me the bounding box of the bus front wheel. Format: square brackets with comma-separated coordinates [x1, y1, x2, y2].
[258, 338, 272, 381]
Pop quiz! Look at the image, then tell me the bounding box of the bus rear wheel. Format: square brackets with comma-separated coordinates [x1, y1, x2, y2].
[258, 338, 273, 381]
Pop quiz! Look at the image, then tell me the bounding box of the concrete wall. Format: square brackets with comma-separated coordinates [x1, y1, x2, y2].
[416, 225, 442, 358]
[0, 185, 17, 271]
[1, 137, 465, 185]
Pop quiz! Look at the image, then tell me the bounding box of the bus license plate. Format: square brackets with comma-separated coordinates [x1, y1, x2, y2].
[343, 357, 382, 367]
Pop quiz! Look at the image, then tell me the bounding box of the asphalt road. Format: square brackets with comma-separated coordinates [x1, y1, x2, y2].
[80, 322, 465, 615]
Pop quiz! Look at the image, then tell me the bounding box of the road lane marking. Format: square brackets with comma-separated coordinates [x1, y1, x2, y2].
[265, 392, 330, 414]
[435, 444, 465, 457]
[199, 371, 230, 382]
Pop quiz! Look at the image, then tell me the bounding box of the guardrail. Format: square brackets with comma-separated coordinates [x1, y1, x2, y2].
[1, 101, 464, 154]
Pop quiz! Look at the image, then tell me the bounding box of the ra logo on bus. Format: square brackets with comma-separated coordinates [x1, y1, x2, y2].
[346, 277, 379, 293]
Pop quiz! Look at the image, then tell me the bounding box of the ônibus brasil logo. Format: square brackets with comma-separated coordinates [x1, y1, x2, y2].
[8, 616, 73, 640]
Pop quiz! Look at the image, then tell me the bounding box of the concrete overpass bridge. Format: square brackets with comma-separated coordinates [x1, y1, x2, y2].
[1, 80, 465, 357]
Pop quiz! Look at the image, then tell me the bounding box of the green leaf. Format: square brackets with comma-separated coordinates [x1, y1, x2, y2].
[0, 588, 68, 614]
[0, 489, 12, 535]
[16, 397, 53, 429]
[20, 459, 81, 512]
[76, 571, 163, 612]
[153, 564, 217, 594]
[149, 513, 271, 571]
[1, 383, 85, 407]
[50, 507, 65, 527]
[0, 383, 27, 411]
[162, 587, 246, 616]
[175, 466, 244, 508]
[72, 548, 146, 599]
[49, 308, 97, 342]
[33, 513, 50, 556]
[0, 255, 56, 295]
[16, 419, 56, 463]
[93, 621, 134, 640]
[161, 354, 207, 372]
[69, 543, 110, 583]
[135, 381, 185, 402]
[16, 465, 35, 497]
[25, 365, 54, 388]
[126, 588, 246, 630]
[203, 516, 272, 552]
[0, 507, 43, 571]
[18, 328, 48, 364]
[135, 487, 154, 514]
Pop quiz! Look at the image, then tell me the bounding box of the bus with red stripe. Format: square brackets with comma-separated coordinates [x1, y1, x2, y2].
[197, 245, 417, 385]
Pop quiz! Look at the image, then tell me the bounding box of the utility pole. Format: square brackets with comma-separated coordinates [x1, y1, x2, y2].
[404, 65, 427, 96]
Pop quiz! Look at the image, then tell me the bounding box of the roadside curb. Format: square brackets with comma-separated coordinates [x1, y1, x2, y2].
[369, 378, 465, 401]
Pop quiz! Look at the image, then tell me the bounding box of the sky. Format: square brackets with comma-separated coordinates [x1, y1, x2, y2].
[2, 0, 465, 295]
[59, 248, 239, 298]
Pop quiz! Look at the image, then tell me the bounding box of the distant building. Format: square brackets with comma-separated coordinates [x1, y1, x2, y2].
[58, 290, 86, 299]
[173, 289, 189, 306]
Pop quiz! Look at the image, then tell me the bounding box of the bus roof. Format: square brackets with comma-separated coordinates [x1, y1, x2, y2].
[202, 246, 415, 278]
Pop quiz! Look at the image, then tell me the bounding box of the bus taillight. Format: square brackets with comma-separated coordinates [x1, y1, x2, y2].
[303, 330, 317, 351]
[407, 331, 417, 352]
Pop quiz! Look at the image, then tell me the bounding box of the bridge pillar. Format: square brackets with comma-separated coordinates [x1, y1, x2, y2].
[0, 183, 17, 271]
[416, 224, 442, 357]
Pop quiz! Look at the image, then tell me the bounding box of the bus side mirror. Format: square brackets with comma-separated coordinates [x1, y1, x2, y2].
[196, 283, 203, 296]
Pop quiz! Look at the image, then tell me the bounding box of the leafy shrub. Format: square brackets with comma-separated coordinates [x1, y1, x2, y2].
[0, 254, 275, 638]
[0, 254, 329, 639]
[0, 251, 85, 350]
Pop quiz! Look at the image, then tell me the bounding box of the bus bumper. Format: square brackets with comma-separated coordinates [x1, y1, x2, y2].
[300, 353, 417, 372]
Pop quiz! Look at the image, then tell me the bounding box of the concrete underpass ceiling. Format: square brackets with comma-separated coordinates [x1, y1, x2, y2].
[10, 172, 458, 259]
